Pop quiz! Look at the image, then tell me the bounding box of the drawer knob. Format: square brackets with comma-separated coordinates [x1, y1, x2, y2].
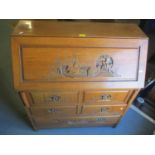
[50, 95, 61, 102]
[101, 94, 112, 101]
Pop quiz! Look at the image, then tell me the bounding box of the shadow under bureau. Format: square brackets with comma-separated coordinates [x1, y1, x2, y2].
[11, 20, 148, 129]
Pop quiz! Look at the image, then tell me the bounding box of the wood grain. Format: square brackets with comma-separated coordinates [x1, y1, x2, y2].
[11, 21, 148, 129]
[81, 105, 126, 116]
[83, 89, 130, 105]
[12, 20, 147, 38]
[30, 91, 79, 106]
[33, 115, 120, 129]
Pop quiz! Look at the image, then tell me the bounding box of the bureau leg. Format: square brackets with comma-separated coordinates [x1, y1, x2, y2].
[32, 124, 38, 131]
[112, 123, 118, 128]
[28, 116, 38, 131]
[25, 108, 38, 130]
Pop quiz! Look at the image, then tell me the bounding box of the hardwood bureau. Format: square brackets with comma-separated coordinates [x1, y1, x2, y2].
[11, 20, 148, 129]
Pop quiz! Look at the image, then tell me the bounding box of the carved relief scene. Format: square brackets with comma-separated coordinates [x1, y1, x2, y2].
[57, 55, 118, 78]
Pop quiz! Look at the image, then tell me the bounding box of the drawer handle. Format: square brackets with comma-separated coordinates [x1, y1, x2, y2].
[50, 95, 61, 102]
[96, 118, 107, 122]
[101, 107, 110, 112]
[48, 108, 61, 113]
[100, 94, 112, 101]
[47, 108, 55, 113]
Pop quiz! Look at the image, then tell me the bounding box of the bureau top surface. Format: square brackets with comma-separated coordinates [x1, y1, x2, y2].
[12, 20, 147, 39]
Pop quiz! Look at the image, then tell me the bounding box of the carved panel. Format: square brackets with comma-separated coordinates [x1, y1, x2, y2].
[21, 47, 139, 82]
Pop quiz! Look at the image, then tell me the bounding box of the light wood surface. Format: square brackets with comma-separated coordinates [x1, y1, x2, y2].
[12, 20, 147, 38]
[11, 21, 148, 129]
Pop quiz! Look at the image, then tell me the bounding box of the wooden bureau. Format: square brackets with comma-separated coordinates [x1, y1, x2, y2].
[11, 20, 148, 129]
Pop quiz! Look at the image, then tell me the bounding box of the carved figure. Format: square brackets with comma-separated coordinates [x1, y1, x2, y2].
[57, 55, 114, 77]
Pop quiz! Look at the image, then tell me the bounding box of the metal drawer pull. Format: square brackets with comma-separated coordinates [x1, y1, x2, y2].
[47, 108, 55, 113]
[101, 107, 110, 112]
[50, 95, 61, 102]
[100, 94, 112, 101]
[96, 118, 107, 121]
[48, 108, 61, 113]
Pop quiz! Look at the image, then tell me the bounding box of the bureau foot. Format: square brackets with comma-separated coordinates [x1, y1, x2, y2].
[112, 124, 118, 128]
[32, 124, 38, 130]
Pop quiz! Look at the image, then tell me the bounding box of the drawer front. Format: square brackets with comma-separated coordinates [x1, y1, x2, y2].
[21, 47, 139, 82]
[81, 105, 126, 116]
[30, 91, 78, 106]
[84, 90, 130, 104]
[29, 106, 77, 116]
[33, 116, 120, 128]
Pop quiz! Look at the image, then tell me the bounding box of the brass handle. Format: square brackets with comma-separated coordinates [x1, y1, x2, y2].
[101, 107, 110, 112]
[50, 95, 61, 102]
[48, 108, 61, 113]
[100, 94, 112, 101]
[47, 108, 55, 113]
[96, 117, 107, 122]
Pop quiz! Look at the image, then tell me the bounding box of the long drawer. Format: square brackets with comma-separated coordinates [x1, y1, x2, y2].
[33, 116, 120, 129]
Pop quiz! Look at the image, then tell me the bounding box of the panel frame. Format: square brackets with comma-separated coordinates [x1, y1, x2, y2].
[11, 37, 148, 90]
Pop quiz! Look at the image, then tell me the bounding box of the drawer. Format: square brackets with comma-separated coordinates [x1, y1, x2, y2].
[84, 90, 130, 104]
[29, 106, 78, 116]
[30, 91, 79, 106]
[81, 105, 126, 116]
[33, 116, 120, 128]
[19, 47, 139, 82]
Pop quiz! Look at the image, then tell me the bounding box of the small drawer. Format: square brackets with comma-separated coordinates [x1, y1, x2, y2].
[33, 116, 120, 128]
[30, 91, 79, 106]
[29, 106, 78, 117]
[84, 90, 130, 104]
[81, 105, 126, 116]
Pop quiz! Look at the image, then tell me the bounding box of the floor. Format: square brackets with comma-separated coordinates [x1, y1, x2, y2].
[0, 20, 155, 135]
